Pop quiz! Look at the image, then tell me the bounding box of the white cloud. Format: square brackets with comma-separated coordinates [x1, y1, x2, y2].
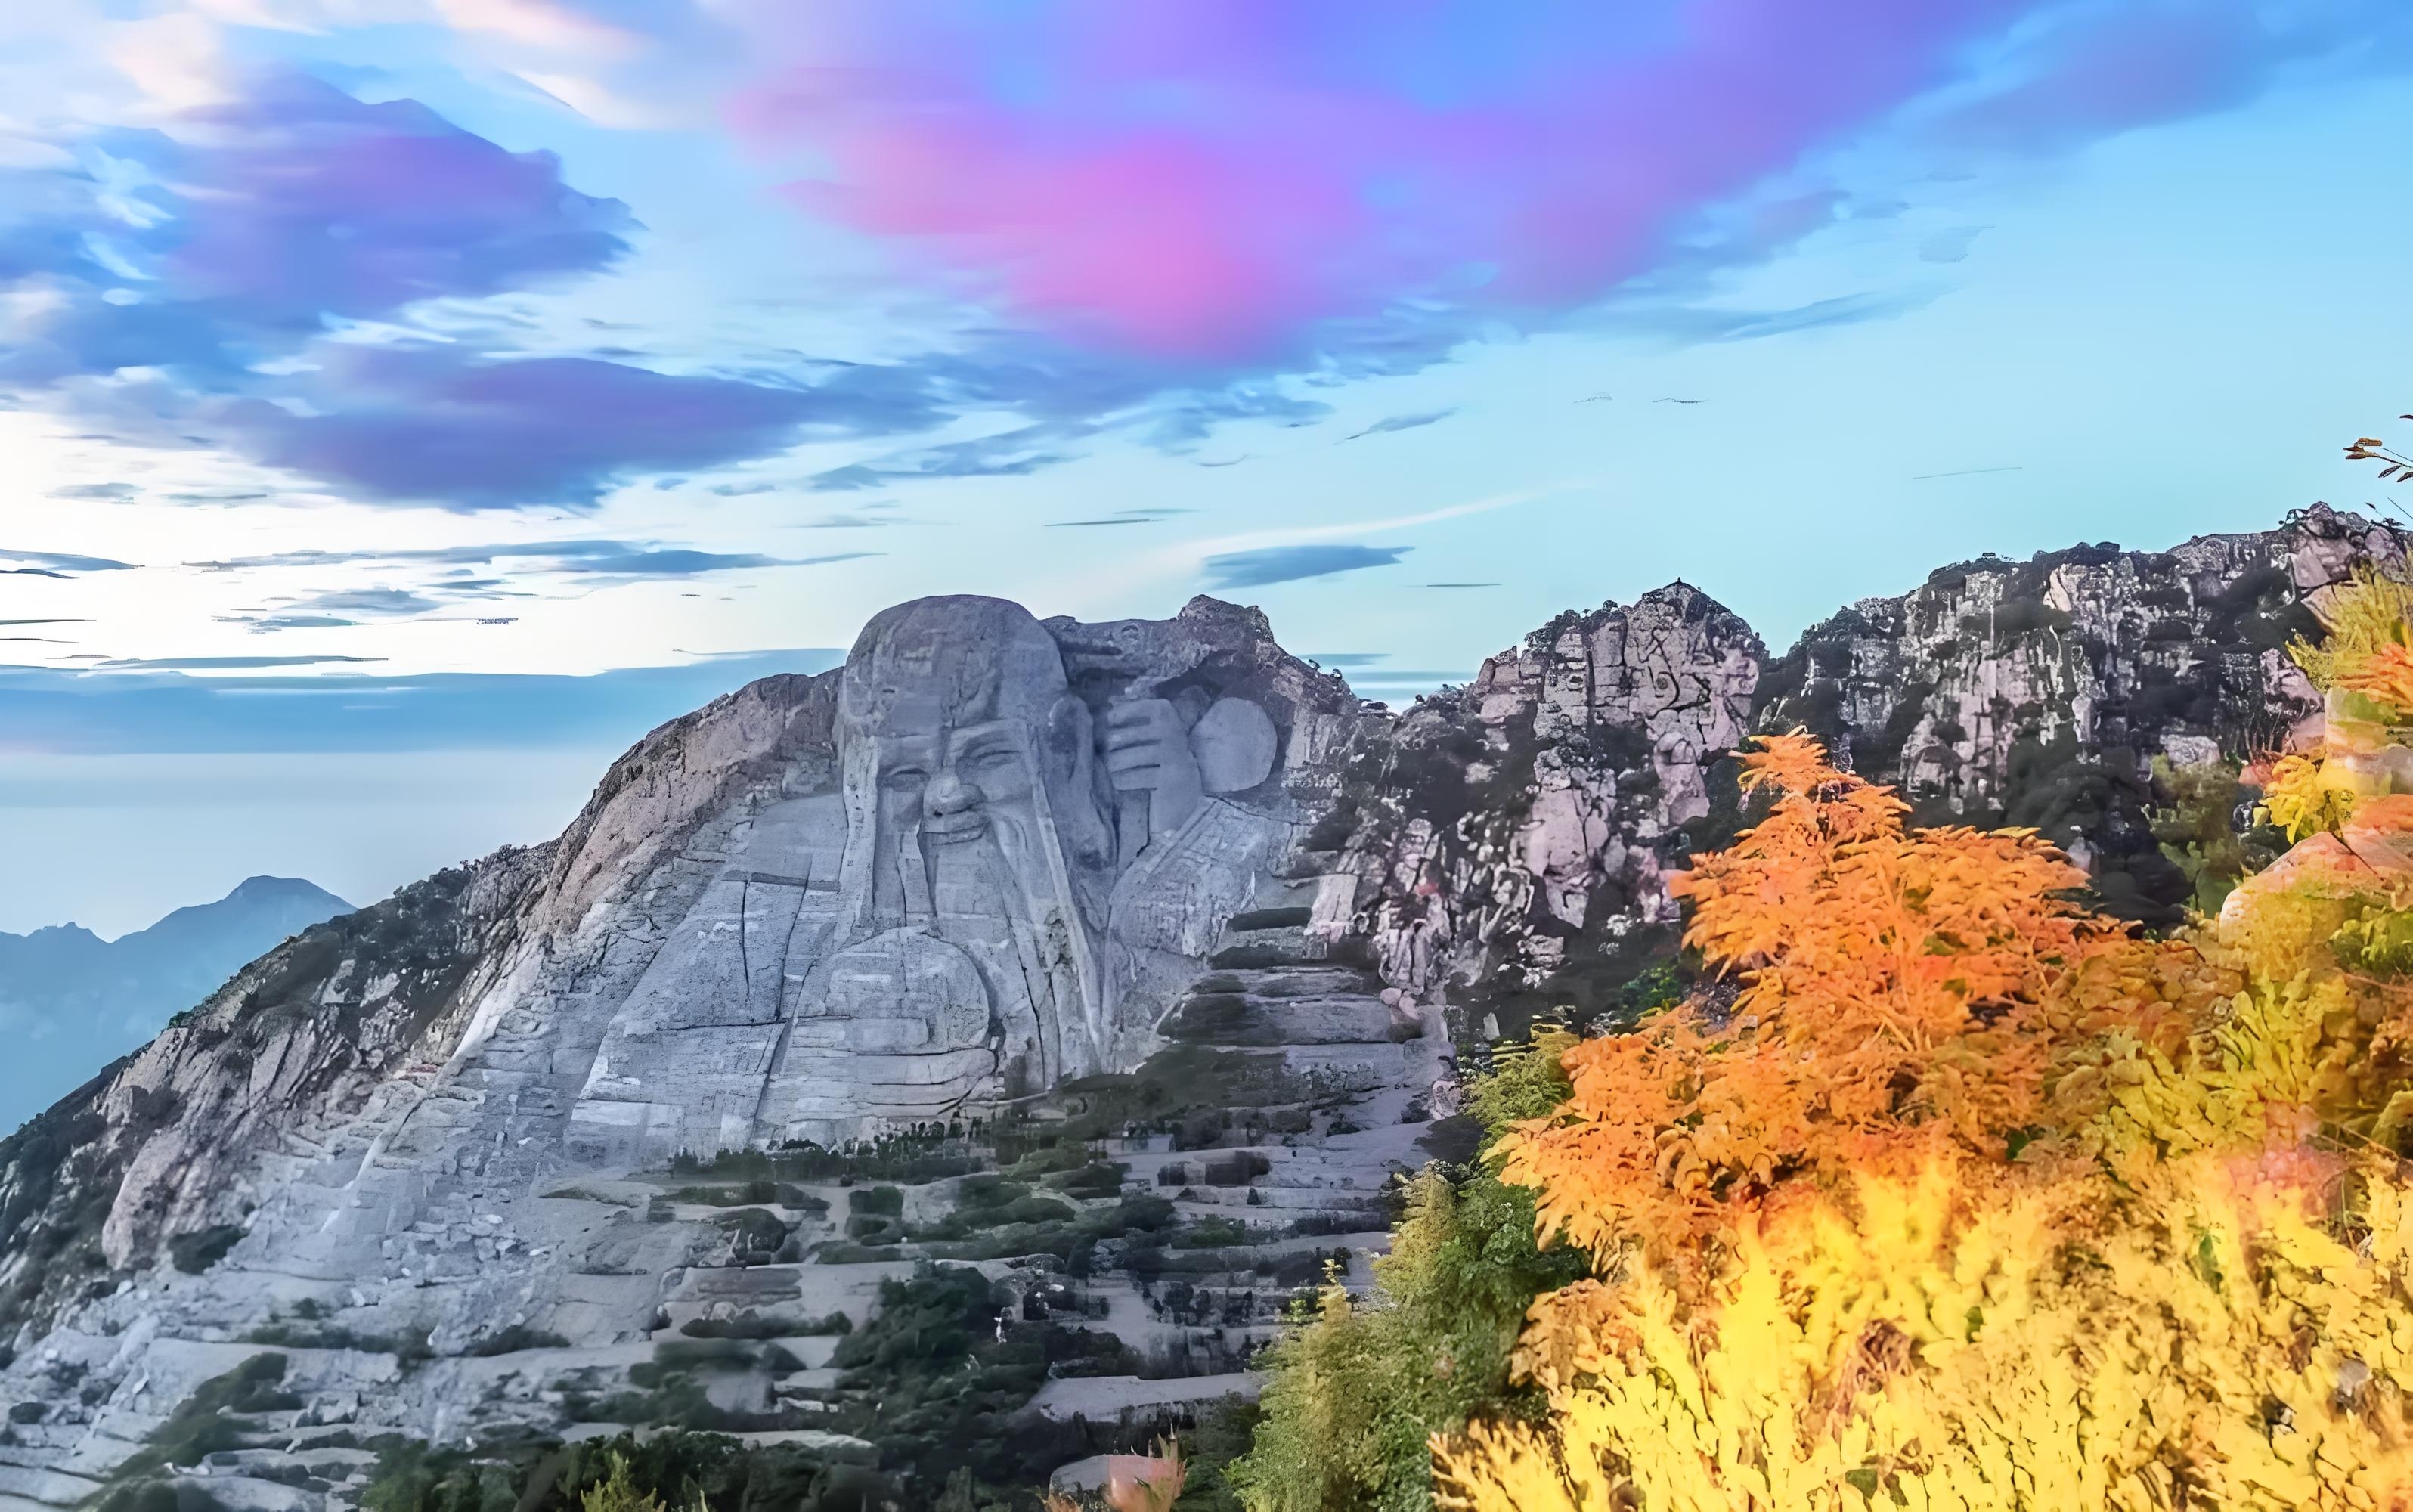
[435, 0, 636, 55]
[106, 12, 236, 112]
[516, 70, 679, 129]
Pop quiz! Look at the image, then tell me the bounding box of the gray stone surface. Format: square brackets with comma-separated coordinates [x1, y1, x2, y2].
[0, 595, 1383, 1509]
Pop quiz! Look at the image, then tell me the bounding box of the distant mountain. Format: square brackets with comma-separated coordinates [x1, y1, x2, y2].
[0, 876, 352, 1132]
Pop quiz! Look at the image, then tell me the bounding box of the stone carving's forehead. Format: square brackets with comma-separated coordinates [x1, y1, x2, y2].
[857, 668, 1002, 737]
[841, 595, 1070, 736]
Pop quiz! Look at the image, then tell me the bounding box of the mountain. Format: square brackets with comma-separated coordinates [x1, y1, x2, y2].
[0, 507, 2390, 1511]
[0, 877, 353, 1134]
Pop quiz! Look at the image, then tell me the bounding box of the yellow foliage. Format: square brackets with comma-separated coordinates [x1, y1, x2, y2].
[2260, 751, 2358, 842]
[2063, 973, 2360, 1160]
[1438, 720, 2413, 1512]
[1495, 733, 2122, 1273]
[1436, 1157, 2413, 1511]
[579, 1457, 667, 1512]
[2291, 560, 2413, 693]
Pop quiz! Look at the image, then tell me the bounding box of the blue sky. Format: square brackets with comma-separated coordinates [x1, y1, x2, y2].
[2, 2, 2410, 935]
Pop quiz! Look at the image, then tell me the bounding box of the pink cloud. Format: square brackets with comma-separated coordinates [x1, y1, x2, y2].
[730, 1, 2030, 361]
[729, 0, 2403, 362]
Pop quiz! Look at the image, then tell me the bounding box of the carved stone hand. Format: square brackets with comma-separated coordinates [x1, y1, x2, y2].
[1102, 696, 1206, 844]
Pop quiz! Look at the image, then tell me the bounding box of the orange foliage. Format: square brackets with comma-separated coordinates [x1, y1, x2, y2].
[1495, 733, 2140, 1269]
[2338, 637, 2413, 713]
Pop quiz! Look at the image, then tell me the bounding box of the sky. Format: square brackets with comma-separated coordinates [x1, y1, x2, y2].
[2, 1, 2410, 937]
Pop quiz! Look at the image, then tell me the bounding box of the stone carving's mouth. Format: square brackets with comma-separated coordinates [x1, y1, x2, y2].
[922, 812, 990, 844]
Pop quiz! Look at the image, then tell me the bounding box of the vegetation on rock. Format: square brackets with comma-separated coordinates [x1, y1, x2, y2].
[1223, 1035, 1585, 1510]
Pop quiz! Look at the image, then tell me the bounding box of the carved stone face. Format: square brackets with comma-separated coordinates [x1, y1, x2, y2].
[840, 597, 1113, 916]
[872, 715, 1043, 851]
[832, 596, 1117, 1078]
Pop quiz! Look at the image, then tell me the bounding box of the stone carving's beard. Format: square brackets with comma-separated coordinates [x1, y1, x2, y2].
[966, 801, 1109, 1081]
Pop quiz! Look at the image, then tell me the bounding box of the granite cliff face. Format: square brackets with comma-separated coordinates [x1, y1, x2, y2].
[1337, 505, 2405, 1045]
[0, 597, 1397, 1510]
[0, 513, 2400, 1510]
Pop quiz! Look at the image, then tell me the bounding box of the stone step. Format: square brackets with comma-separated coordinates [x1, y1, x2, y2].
[1206, 928, 1331, 971]
[1163, 992, 1411, 1048]
[1193, 965, 1382, 998]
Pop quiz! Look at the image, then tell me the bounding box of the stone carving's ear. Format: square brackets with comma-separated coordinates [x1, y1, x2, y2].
[1042, 694, 1116, 880]
[1041, 694, 1092, 782]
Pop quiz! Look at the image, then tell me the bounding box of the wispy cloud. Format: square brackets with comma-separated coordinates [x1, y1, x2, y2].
[189, 538, 880, 631]
[194, 538, 846, 578]
[798, 511, 895, 529]
[0, 652, 847, 755]
[1045, 507, 1197, 529]
[1202, 544, 1409, 590]
[0, 548, 138, 575]
[1912, 464, 2025, 481]
[98, 655, 386, 670]
[1173, 482, 1577, 571]
[1609, 290, 1941, 347]
[1342, 409, 1456, 443]
[1919, 225, 1990, 264]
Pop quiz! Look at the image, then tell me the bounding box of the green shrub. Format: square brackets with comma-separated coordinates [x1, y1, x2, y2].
[115, 1353, 295, 1480]
[710, 1207, 791, 1260]
[829, 1263, 1135, 1490]
[469, 1325, 572, 1356]
[1225, 1042, 1589, 1512]
[845, 1186, 903, 1216]
[1044, 1161, 1128, 1199]
[680, 1310, 850, 1340]
[167, 1225, 243, 1275]
[358, 1429, 894, 1512]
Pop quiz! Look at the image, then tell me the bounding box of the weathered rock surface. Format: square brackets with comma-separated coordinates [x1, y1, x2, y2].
[0, 511, 2404, 1508]
[0, 597, 1386, 1510]
[1337, 505, 2408, 1041]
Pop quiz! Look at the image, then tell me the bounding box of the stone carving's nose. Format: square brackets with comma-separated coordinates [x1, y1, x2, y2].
[924, 771, 983, 819]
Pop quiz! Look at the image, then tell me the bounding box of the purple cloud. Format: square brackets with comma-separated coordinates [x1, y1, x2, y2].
[1933, 1, 2412, 152]
[0, 72, 897, 509]
[163, 73, 633, 333]
[1, 72, 631, 387]
[731, 0, 2404, 362]
[204, 346, 838, 508]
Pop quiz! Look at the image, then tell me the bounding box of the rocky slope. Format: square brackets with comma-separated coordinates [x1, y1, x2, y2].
[0, 509, 2400, 1510]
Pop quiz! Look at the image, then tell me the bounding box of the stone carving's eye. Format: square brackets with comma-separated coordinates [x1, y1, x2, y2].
[964, 745, 1018, 773]
[883, 766, 928, 791]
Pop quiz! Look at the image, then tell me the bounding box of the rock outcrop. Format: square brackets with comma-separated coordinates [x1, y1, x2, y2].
[0, 597, 1391, 1511]
[1338, 506, 2407, 1045]
[0, 510, 2403, 1509]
